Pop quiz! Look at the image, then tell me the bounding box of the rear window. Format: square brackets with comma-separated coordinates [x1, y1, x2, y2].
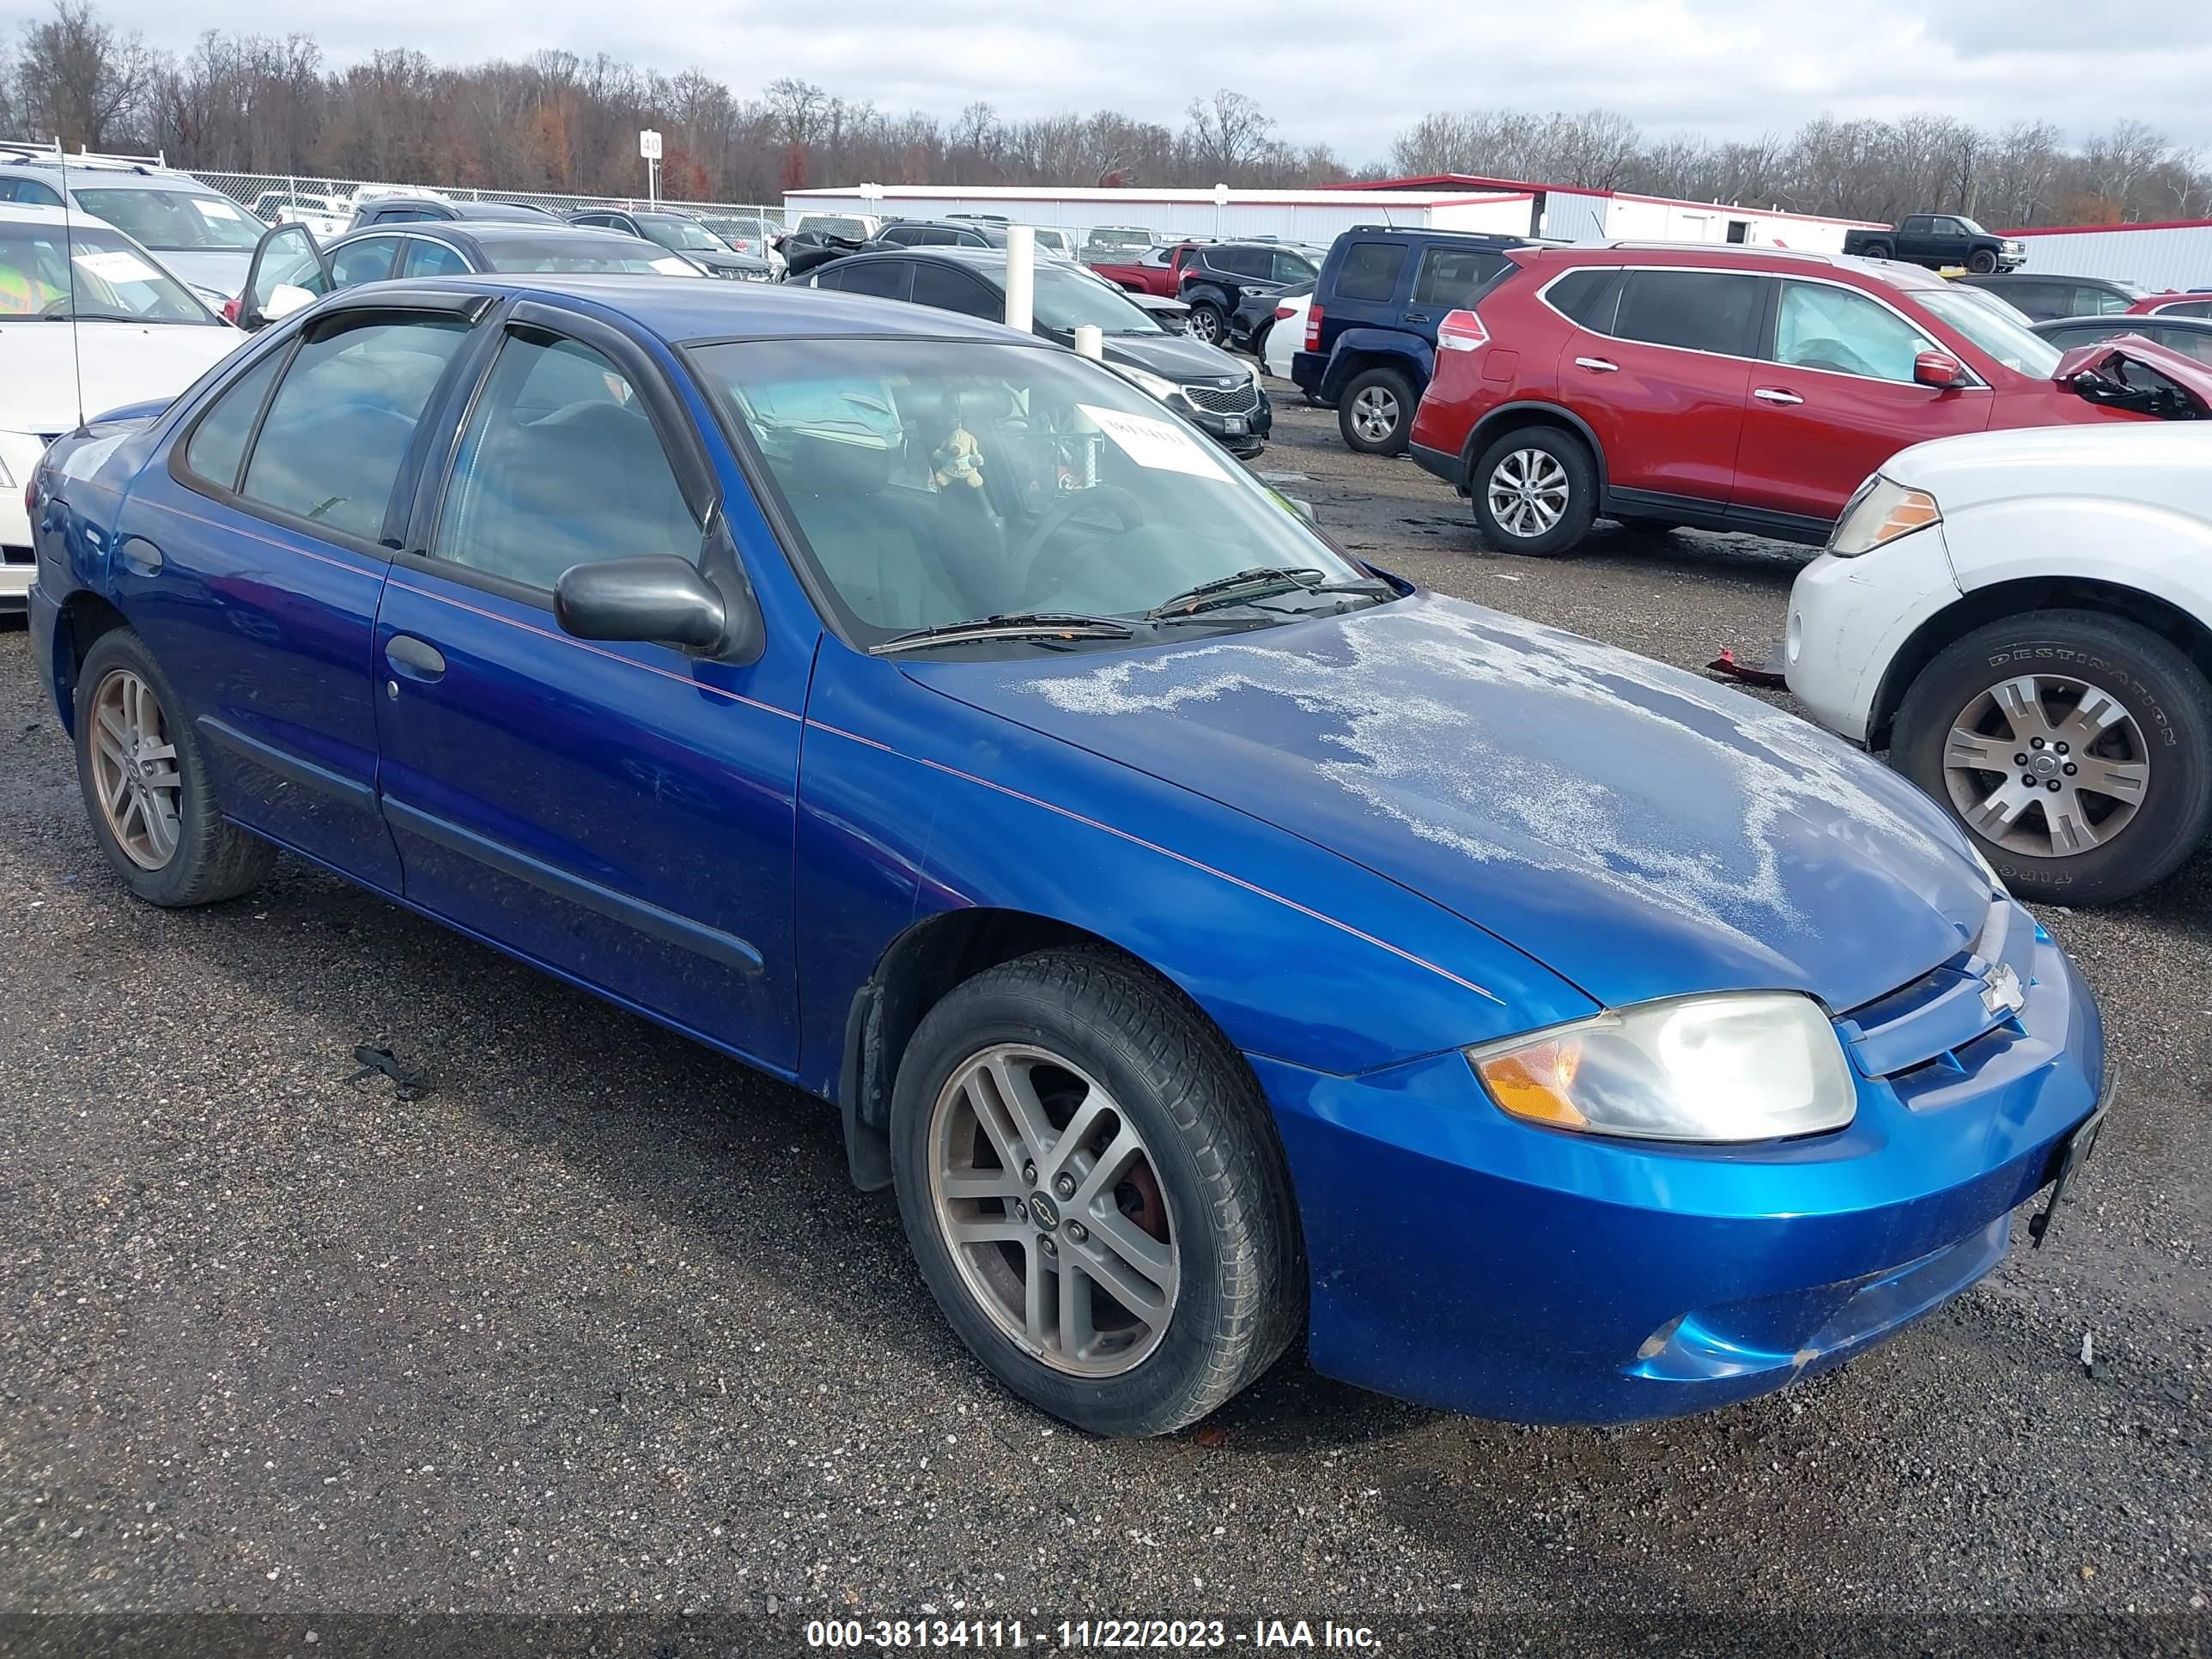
[1333, 241, 1408, 303]
[1613, 270, 1765, 356]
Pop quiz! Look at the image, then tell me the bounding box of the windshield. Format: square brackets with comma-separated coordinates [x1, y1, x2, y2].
[1031, 266, 1164, 336]
[1917, 287, 2063, 376]
[644, 218, 726, 252]
[1954, 216, 1989, 235]
[481, 235, 702, 275]
[76, 186, 264, 252]
[696, 336, 1375, 647]
[0, 222, 218, 324]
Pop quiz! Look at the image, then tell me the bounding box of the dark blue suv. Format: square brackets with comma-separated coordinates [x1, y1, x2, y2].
[1292, 227, 1534, 455]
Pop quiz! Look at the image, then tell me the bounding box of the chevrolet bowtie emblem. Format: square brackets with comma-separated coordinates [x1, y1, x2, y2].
[1982, 963, 2027, 1018]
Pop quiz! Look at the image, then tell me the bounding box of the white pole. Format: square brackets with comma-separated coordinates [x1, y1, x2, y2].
[1004, 224, 1036, 335]
[1073, 324, 1103, 361]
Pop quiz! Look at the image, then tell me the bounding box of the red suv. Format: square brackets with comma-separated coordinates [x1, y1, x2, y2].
[1409, 245, 2173, 557]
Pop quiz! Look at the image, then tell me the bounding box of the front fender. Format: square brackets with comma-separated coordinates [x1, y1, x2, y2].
[793, 643, 1593, 1100]
[1321, 331, 1434, 402]
[1946, 495, 2212, 617]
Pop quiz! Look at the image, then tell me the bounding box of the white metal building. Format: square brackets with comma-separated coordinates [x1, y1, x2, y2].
[2006, 219, 2212, 292]
[781, 183, 1537, 246]
[781, 177, 1882, 252]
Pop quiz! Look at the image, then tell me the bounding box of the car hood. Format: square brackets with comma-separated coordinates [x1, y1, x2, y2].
[690, 249, 769, 274]
[1886, 420, 2212, 515]
[1102, 332, 1252, 387]
[0, 321, 242, 436]
[908, 594, 1992, 1014]
[146, 249, 254, 299]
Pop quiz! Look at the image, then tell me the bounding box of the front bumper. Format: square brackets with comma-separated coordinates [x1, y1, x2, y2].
[1183, 392, 1271, 458]
[1253, 915, 2103, 1425]
[1784, 525, 1962, 746]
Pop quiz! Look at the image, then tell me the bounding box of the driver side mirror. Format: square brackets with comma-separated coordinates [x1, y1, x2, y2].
[1913, 350, 1969, 389]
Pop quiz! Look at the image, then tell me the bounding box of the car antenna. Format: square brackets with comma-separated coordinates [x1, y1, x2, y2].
[58, 137, 88, 434]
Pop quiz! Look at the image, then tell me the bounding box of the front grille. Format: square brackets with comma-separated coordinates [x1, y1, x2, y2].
[1182, 380, 1259, 416]
[2, 544, 33, 567]
[1835, 895, 2040, 1097]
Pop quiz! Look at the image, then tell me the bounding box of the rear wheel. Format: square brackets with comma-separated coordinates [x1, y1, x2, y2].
[1893, 611, 2212, 904]
[1471, 427, 1598, 557]
[1337, 366, 1415, 456]
[1249, 321, 1273, 364]
[1863, 241, 1894, 261]
[890, 949, 1303, 1437]
[75, 629, 275, 907]
[1966, 248, 1998, 275]
[1184, 301, 1226, 346]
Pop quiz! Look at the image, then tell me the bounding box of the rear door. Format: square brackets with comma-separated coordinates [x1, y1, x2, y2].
[240, 223, 330, 329]
[370, 303, 804, 1068]
[1565, 266, 1763, 508]
[1319, 238, 1411, 355]
[118, 297, 486, 890]
[1732, 276, 1996, 526]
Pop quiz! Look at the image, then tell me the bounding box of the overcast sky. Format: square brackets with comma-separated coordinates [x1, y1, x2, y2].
[44, 0, 2212, 160]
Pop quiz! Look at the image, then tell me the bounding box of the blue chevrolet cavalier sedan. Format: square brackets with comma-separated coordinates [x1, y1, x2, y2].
[26, 276, 2108, 1436]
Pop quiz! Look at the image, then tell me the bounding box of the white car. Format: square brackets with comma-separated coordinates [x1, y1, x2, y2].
[1787, 420, 2212, 905]
[0, 204, 243, 613]
[0, 151, 267, 301]
[250, 190, 353, 240]
[1263, 290, 1308, 382]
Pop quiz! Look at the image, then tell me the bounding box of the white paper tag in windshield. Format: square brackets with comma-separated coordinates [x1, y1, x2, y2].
[72, 249, 159, 285]
[1077, 403, 1234, 482]
[191, 197, 247, 222]
[649, 256, 698, 276]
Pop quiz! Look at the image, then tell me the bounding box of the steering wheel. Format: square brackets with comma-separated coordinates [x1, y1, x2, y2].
[40, 295, 76, 318]
[1012, 483, 1149, 607]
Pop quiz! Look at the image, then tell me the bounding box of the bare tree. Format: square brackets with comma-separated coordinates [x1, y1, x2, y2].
[1183, 88, 1273, 177]
[15, 0, 157, 150]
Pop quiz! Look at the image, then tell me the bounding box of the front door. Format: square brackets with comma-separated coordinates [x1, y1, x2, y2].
[371, 310, 803, 1069]
[1733, 277, 1995, 525]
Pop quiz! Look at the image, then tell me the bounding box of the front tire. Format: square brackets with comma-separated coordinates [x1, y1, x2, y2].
[890, 949, 1304, 1437]
[1893, 611, 2212, 904]
[1337, 366, 1415, 456]
[1471, 427, 1598, 556]
[1967, 248, 1998, 274]
[75, 629, 276, 907]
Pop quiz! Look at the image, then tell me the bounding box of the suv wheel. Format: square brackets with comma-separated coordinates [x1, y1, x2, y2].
[1966, 248, 1998, 275]
[1893, 611, 2212, 904]
[75, 629, 276, 907]
[1249, 320, 1273, 364]
[890, 949, 1303, 1437]
[1471, 428, 1598, 556]
[1338, 367, 1415, 456]
[1184, 301, 1225, 345]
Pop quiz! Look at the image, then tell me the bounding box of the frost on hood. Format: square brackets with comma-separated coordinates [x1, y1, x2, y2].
[1018, 601, 1965, 951]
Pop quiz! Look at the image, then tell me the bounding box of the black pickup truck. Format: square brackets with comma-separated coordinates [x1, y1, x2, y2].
[1843, 214, 2026, 274]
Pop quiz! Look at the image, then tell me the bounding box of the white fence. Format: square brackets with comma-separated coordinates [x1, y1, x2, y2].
[188, 169, 788, 246]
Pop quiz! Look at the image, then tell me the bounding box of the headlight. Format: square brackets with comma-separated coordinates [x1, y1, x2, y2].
[1827, 474, 1940, 556]
[1466, 992, 1856, 1143]
[1108, 362, 1188, 408]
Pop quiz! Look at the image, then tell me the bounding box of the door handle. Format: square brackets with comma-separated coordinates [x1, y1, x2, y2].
[1574, 356, 1619, 373]
[385, 634, 447, 681]
[1753, 387, 1805, 404]
[1402, 311, 1431, 324]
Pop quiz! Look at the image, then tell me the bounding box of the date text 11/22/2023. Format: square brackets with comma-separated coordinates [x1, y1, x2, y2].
[805, 1619, 1384, 1648]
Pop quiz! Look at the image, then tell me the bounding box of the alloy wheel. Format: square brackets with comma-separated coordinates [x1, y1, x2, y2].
[1486, 447, 1571, 538]
[1188, 308, 1220, 343]
[1350, 386, 1400, 443]
[88, 668, 183, 871]
[926, 1042, 1180, 1378]
[1942, 672, 2151, 858]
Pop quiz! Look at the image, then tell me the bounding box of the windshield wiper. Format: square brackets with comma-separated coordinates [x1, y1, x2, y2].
[871, 612, 1138, 655]
[1147, 567, 1394, 619]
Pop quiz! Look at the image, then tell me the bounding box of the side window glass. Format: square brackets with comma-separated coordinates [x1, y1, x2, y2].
[1334, 241, 1408, 303]
[1413, 248, 1503, 309]
[240, 318, 471, 541]
[1613, 270, 1764, 356]
[330, 237, 398, 289]
[19, 179, 63, 208]
[1275, 251, 1317, 283]
[182, 350, 284, 490]
[433, 333, 697, 592]
[2091, 290, 2132, 316]
[912, 263, 1000, 319]
[836, 260, 911, 301]
[1547, 268, 1623, 331]
[1773, 282, 1936, 382]
[404, 239, 471, 278]
[248, 226, 328, 316]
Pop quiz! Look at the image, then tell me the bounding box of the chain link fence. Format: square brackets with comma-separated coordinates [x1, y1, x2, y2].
[189, 169, 787, 246]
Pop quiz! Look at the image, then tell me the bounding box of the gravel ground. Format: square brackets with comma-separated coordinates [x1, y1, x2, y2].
[1, 393, 2206, 1654]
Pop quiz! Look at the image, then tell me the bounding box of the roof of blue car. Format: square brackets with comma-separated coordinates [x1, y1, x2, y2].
[373, 272, 1036, 346]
